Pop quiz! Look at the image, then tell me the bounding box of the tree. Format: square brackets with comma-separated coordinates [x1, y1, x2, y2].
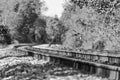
[0, 0, 46, 43]
[61, 0, 120, 50]
[15, 0, 42, 43]
[33, 17, 47, 43]
[46, 16, 67, 46]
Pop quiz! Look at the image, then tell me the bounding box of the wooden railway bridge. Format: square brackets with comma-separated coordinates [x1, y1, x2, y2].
[12, 46, 120, 80]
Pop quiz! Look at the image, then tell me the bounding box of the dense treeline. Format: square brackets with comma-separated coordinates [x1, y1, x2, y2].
[0, 0, 66, 45]
[1, 0, 120, 51]
[0, 0, 45, 44]
[61, 0, 120, 50]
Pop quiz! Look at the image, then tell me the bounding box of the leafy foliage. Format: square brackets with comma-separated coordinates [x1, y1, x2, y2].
[0, 0, 47, 43]
[33, 18, 47, 43]
[61, 0, 120, 50]
[46, 16, 67, 45]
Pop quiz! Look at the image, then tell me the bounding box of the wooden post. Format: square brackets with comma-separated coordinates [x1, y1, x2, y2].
[54, 58, 56, 63]
[73, 61, 78, 69]
[43, 55, 46, 61]
[45, 55, 49, 61]
[56, 58, 60, 64]
[50, 57, 52, 62]
[73, 61, 76, 68]
[43, 55, 45, 61]
[109, 70, 119, 80]
[90, 66, 95, 74]
[75, 62, 79, 69]
[96, 67, 102, 76]
[39, 54, 41, 59]
[34, 54, 37, 59]
[51, 57, 55, 63]
[41, 55, 43, 60]
[38, 55, 40, 60]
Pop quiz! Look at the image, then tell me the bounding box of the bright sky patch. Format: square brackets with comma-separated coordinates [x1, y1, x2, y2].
[42, 0, 66, 18]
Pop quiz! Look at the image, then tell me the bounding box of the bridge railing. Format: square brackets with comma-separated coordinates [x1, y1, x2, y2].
[25, 47, 120, 66]
[12, 48, 28, 56]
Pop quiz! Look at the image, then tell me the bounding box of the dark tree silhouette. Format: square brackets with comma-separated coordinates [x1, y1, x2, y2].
[0, 25, 11, 44]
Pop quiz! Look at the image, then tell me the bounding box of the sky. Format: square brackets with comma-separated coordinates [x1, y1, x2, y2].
[42, 0, 66, 18]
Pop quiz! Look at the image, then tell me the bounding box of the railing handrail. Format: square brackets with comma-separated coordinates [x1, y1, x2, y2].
[25, 47, 120, 58]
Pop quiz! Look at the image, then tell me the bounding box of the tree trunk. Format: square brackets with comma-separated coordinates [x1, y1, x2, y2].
[48, 35, 57, 47]
[27, 34, 34, 43]
[48, 37, 54, 47]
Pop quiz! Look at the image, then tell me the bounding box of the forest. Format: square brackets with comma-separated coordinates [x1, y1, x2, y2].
[1, 0, 120, 51]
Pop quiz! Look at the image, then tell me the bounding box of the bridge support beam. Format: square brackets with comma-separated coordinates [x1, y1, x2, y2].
[38, 55, 41, 60]
[75, 62, 79, 69]
[73, 62, 79, 69]
[109, 70, 119, 80]
[43, 55, 48, 61]
[39, 54, 42, 60]
[90, 65, 96, 74]
[42, 55, 44, 60]
[56, 58, 60, 65]
[95, 67, 110, 78]
[50, 57, 56, 63]
[96, 67, 102, 76]
[43, 55, 45, 61]
[84, 64, 91, 74]
[34, 54, 38, 59]
[46, 56, 50, 62]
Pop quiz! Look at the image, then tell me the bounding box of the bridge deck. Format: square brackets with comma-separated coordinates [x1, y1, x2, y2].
[24, 47, 120, 71]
